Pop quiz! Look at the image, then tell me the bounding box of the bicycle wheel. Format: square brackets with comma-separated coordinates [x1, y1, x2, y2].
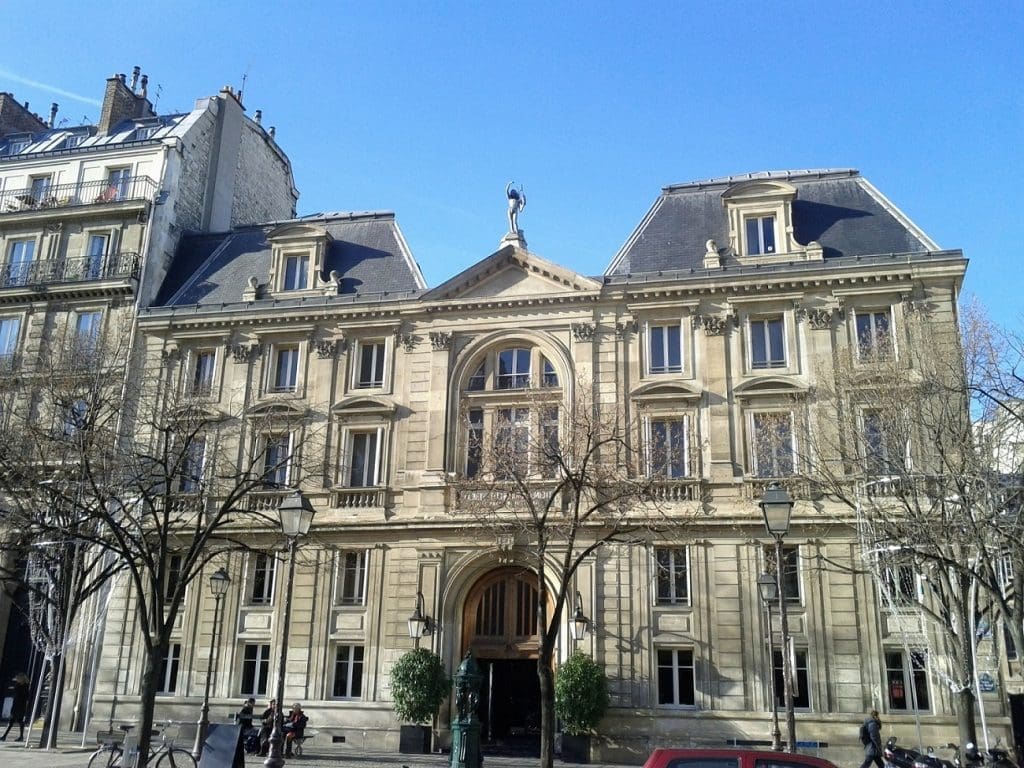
[154, 747, 197, 768]
[87, 744, 123, 768]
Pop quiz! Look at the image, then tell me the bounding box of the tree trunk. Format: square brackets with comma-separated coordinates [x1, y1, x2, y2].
[133, 643, 162, 766]
[538, 653, 556, 768]
[36, 654, 63, 748]
[955, 687, 978, 749]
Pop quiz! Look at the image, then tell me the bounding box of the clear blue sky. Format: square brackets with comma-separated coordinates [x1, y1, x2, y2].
[5, 0, 1021, 326]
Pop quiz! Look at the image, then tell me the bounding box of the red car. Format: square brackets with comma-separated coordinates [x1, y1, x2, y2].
[643, 748, 840, 768]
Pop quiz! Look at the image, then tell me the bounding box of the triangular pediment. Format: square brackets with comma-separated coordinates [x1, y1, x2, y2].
[424, 245, 602, 302]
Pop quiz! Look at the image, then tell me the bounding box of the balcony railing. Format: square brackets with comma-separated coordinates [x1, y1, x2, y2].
[645, 479, 703, 503]
[0, 251, 139, 288]
[331, 487, 385, 509]
[0, 176, 157, 214]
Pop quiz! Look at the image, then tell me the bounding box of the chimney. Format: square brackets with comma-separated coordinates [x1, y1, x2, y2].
[140, 74, 148, 99]
[48, 103, 59, 128]
[0, 92, 48, 138]
[98, 74, 137, 135]
[269, 126, 276, 139]
[254, 110, 262, 124]
[130, 66, 141, 92]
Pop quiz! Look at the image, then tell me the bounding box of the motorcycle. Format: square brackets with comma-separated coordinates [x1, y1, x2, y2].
[949, 740, 1014, 768]
[885, 736, 926, 768]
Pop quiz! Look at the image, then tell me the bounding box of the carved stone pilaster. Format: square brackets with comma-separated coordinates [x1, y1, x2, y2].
[571, 322, 595, 342]
[615, 320, 637, 339]
[429, 331, 453, 351]
[397, 333, 418, 352]
[314, 339, 339, 359]
[802, 308, 835, 330]
[161, 346, 180, 362]
[228, 342, 260, 363]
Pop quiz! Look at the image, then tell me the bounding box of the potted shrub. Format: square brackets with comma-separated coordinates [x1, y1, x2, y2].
[555, 651, 609, 763]
[391, 647, 451, 754]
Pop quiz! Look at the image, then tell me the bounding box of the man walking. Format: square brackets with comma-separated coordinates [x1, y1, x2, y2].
[859, 710, 883, 768]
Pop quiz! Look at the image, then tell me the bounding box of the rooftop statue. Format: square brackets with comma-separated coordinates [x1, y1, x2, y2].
[505, 181, 526, 235]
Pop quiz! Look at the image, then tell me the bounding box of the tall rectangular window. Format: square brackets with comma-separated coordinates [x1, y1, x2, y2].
[249, 553, 276, 605]
[539, 407, 560, 478]
[745, 215, 776, 255]
[332, 644, 364, 698]
[357, 341, 385, 388]
[336, 550, 368, 605]
[657, 648, 695, 706]
[178, 436, 206, 493]
[240, 643, 271, 697]
[282, 254, 309, 290]
[649, 324, 682, 374]
[750, 317, 786, 369]
[880, 564, 917, 606]
[648, 417, 689, 479]
[262, 434, 291, 487]
[466, 408, 484, 478]
[7, 239, 34, 286]
[495, 407, 530, 478]
[272, 346, 299, 392]
[107, 168, 131, 200]
[751, 412, 794, 477]
[863, 410, 907, 476]
[885, 650, 930, 711]
[30, 175, 52, 203]
[497, 348, 531, 389]
[655, 548, 689, 605]
[162, 554, 183, 601]
[856, 309, 893, 360]
[772, 646, 810, 708]
[76, 311, 102, 351]
[348, 431, 379, 487]
[0, 317, 20, 362]
[192, 350, 216, 396]
[764, 545, 800, 601]
[85, 234, 109, 279]
[156, 643, 181, 694]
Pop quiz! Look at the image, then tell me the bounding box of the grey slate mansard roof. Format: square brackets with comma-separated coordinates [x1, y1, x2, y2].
[604, 168, 941, 276]
[153, 211, 426, 309]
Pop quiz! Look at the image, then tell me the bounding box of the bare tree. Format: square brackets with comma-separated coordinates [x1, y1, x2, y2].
[0, 324, 323, 762]
[790, 300, 1022, 746]
[451, 382, 695, 768]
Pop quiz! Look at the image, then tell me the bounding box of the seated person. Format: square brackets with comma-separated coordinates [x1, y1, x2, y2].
[258, 698, 276, 757]
[237, 697, 256, 730]
[282, 703, 309, 757]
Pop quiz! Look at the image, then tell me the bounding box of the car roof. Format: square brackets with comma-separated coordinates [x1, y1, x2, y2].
[645, 748, 838, 768]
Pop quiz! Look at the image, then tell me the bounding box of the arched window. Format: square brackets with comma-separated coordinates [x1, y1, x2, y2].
[457, 343, 564, 479]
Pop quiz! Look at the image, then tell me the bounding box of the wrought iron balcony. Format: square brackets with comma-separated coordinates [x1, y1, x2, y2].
[0, 176, 157, 214]
[0, 251, 139, 288]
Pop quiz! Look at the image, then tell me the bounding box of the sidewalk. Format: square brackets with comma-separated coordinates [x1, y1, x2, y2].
[0, 733, 630, 768]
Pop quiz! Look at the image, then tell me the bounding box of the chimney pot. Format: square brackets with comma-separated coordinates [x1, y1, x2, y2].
[269, 126, 276, 138]
[130, 66, 140, 92]
[48, 103, 58, 128]
[140, 75, 148, 99]
[118, 73, 126, 84]
[254, 110, 262, 124]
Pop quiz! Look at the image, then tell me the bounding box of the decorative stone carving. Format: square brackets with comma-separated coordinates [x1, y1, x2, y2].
[615, 320, 637, 338]
[314, 339, 338, 359]
[703, 238, 721, 268]
[571, 322, 595, 342]
[803, 308, 834, 330]
[161, 346, 180, 362]
[228, 342, 260, 363]
[495, 533, 515, 564]
[902, 295, 932, 316]
[242, 275, 260, 301]
[430, 331, 453, 351]
[398, 333, 418, 352]
[696, 314, 730, 335]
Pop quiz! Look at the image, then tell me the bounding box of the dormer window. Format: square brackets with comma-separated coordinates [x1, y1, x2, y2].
[745, 215, 776, 255]
[282, 253, 309, 290]
[132, 125, 157, 140]
[3, 139, 29, 155]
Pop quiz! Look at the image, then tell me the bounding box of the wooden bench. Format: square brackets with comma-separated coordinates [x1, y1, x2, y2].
[290, 728, 315, 757]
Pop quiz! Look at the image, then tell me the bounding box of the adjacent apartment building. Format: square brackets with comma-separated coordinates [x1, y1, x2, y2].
[83, 168, 1008, 763]
[0, 68, 297, 720]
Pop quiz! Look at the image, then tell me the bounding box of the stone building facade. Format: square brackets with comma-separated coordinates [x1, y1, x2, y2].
[0, 69, 298, 720]
[86, 169, 1012, 763]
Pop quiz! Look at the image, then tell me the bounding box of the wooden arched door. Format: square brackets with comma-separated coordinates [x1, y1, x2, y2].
[461, 567, 546, 751]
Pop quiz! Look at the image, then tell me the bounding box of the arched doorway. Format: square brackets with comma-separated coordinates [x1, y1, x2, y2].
[462, 566, 546, 755]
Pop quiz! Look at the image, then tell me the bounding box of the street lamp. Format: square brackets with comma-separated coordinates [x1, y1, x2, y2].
[757, 573, 782, 751]
[759, 482, 796, 753]
[265, 490, 315, 768]
[407, 591, 433, 644]
[568, 591, 590, 643]
[193, 567, 231, 760]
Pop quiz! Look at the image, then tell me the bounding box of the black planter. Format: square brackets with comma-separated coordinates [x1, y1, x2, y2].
[399, 724, 432, 754]
[561, 733, 590, 763]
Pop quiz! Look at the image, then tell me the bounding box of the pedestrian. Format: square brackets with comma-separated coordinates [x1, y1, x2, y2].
[0, 673, 30, 741]
[858, 709, 883, 768]
[258, 698, 276, 756]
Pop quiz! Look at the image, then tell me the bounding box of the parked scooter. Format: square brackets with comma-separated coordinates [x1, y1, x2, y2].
[885, 736, 926, 768]
[949, 740, 1015, 768]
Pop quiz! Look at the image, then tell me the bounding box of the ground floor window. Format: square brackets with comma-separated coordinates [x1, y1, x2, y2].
[657, 648, 695, 706]
[157, 643, 181, 694]
[885, 649, 929, 711]
[333, 644, 364, 699]
[772, 646, 810, 709]
[241, 643, 271, 697]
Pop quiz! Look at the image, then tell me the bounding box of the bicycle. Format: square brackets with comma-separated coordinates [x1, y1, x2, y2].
[87, 721, 197, 768]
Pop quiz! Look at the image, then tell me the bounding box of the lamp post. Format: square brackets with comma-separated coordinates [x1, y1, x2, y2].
[193, 567, 231, 760]
[759, 482, 796, 753]
[568, 590, 590, 644]
[265, 490, 315, 768]
[407, 591, 433, 646]
[757, 572, 782, 751]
